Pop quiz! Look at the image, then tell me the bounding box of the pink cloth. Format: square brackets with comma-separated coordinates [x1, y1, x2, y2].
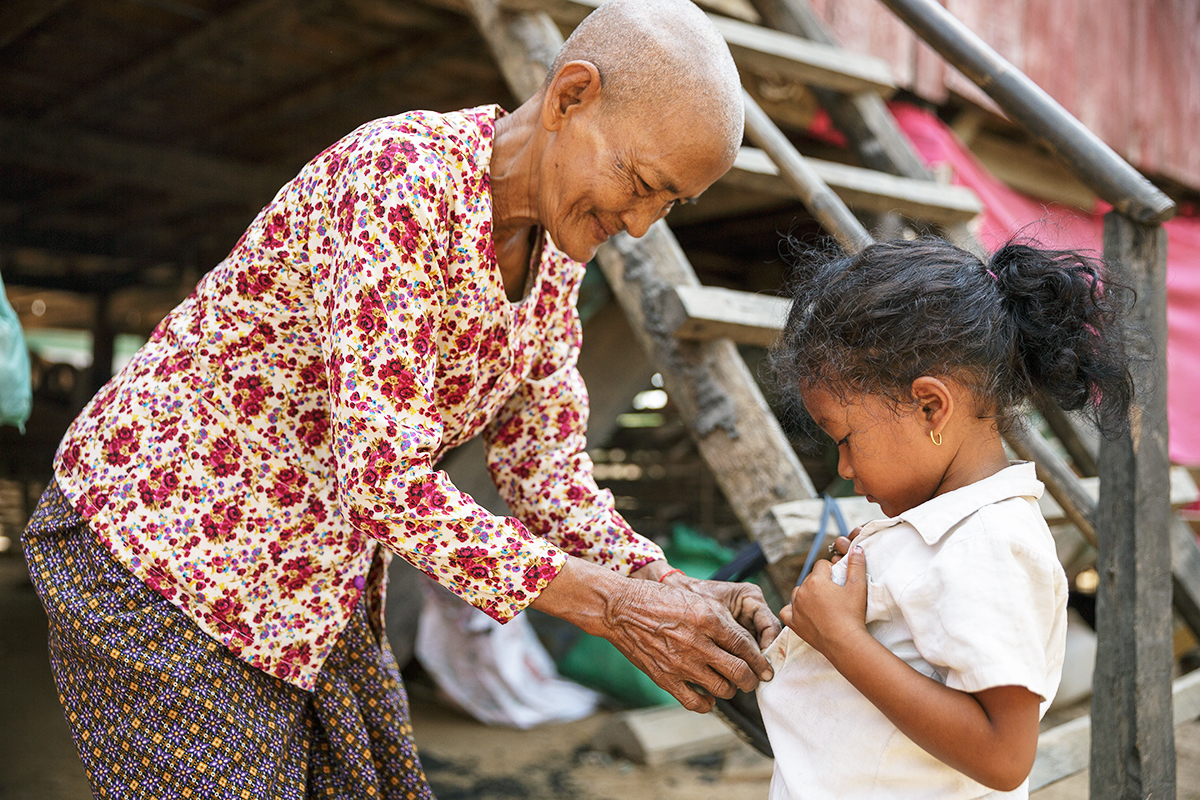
[885, 104, 1200, 466]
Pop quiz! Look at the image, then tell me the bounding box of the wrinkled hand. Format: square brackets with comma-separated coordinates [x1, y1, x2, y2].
[681, 579, 781, 650]
[781, 545, 868, 659]
[828, 526, 862, 565]
[603, 579, 775, 713]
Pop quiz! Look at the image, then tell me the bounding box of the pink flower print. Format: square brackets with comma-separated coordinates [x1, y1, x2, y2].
[296, 408, 329, 449]
[200, 501, 244, 544]
[354, 290, 386, 337]
[236, 263, 276, 298]
[404, 481, 448, 515]
[204, 435, 242, 478]
[271, 467, 307, 508]
[378, 359, 418, 402]
[103, 424, 143, 466]
[232, 374, 271, 418]
[282, 555, 316, 591]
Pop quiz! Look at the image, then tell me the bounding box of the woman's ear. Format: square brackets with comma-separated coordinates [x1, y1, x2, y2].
[542, 60, 603, 131]
[911, 376, 954, 436]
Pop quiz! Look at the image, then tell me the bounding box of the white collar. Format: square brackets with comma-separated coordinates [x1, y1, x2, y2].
[859, 462, 1044, 546]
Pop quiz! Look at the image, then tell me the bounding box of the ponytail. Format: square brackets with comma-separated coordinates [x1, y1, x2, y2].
[988, 243, 1135, 437]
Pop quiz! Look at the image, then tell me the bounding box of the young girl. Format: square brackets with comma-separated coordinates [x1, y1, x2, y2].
[759, 237, 1134, 799]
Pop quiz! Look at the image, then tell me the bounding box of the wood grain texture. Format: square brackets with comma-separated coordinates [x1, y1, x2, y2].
[1091, 212, 1175, 799]
[725, 147, 982, 224]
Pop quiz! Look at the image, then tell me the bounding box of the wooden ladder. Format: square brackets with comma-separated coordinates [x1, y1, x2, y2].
[457, 0, 1199, 794]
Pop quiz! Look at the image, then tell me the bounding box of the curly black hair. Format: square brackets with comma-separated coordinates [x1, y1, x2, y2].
[770, 237, 1136, 438]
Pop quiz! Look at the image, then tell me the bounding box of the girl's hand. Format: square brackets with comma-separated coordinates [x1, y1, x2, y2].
[780, 545, 868, 657]
[828, 526, 862, 564]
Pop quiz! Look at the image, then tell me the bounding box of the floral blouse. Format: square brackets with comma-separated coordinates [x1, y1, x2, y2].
[53, 105, 664, 690]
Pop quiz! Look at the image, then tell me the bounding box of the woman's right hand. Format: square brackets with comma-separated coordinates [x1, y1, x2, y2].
[531, 556, 774, 713]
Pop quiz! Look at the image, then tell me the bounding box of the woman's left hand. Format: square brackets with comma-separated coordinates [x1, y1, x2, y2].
[633, 561, 780, 649]
[781, 545, 869, 658]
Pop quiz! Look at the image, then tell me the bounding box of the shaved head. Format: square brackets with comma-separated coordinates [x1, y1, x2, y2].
[546, 0, 744, 159]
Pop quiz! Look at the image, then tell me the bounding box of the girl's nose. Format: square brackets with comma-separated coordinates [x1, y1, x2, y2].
[837, 451, 854, 481]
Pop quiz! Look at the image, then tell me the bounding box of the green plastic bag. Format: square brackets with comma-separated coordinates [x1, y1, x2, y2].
[0, 271, 32, 432]
[555, 524, 740, 708]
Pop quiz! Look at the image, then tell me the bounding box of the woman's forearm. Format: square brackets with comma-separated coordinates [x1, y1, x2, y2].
[823, 631, 1039, 791]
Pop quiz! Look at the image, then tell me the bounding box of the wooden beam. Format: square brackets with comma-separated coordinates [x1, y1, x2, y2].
[204, 30, 474, 147]
[746, 0, 931, 180]
[1030, 669, 1200, 791]
[741, 91, 873, 252]
[969, 133, 1097, 210]
[1091, 212, 1174, 797]
[725, 147, 983, 227]
[0, 117, 287, 202]
[496, 0, 897, 97]
[0, 0, 70, 51]
[38, 0, 323, 127]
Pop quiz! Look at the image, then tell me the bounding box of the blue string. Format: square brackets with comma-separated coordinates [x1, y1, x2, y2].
[797, 493, 850, 585]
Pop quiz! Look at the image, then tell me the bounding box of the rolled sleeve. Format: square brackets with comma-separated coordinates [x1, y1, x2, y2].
[483, 310, 664, 574]
[895, 526, 1067, 701]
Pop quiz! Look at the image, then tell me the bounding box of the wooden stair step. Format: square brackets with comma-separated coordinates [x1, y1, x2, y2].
[727, 146, 984, 226]
[661, 284, 788, 349]
[496, 0, 897, 96]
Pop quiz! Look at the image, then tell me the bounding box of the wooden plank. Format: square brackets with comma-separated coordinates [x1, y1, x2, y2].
[496, 0, 898, 97]
[0, 0, 70, 51]
[747, 0, 932, 180]
[1029, 669, 1200, 791]
[741, 91, 873, 252]
[592, 705, 740, 765]
[1091, 212, 1174, 797]
[1004, 423, 1099, 545]
[969, 133, 1097, 209]
[661, 285, 790, 348]
[0, 117, 287, 202]
[724, 147, 983, 226]
[38, 0, 321, 127]
[710, 14, 897, 97]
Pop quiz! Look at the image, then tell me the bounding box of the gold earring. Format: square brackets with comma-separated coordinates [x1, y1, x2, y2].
[930, 431, 943, 446]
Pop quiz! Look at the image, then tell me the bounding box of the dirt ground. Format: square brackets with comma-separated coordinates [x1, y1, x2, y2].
[3, 553, 1199, 800]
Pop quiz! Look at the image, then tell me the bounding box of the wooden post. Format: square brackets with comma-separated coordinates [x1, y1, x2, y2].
[89, 291, 114, 399]
[1090, 212, 1174, 798]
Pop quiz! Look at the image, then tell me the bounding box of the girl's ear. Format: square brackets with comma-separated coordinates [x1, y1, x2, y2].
[542, 60, 603, 131]
[910, 376, 954, 436]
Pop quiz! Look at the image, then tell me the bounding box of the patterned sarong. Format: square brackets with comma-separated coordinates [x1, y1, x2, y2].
[23, 481, 435, 800]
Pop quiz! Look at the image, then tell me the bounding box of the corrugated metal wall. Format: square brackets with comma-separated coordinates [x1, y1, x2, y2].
[809, 0, 1200, 191]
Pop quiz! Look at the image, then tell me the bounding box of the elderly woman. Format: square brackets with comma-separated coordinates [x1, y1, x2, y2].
[23, 0, 778, 796]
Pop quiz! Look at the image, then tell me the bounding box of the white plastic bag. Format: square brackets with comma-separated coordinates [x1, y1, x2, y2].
[415, 577, 600, 728]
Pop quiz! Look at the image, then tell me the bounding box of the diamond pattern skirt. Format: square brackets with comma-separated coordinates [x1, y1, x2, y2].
[23, 481, 435, 800]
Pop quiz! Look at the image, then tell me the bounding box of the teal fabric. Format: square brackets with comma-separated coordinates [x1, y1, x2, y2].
[0, 271, 31, 432]
[555, 525, 740, 708]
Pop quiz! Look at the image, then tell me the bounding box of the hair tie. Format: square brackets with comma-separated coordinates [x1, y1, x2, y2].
[986, 268, 999, 283]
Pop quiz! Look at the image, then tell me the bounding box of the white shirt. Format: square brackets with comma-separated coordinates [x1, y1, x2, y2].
[758, 462, 1069, 800]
